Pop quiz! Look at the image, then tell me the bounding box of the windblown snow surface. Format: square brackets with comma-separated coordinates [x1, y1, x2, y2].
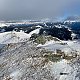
[48, 59, 79, 80]
[37, 39, 80, 55]
[0, 31, 31, 44]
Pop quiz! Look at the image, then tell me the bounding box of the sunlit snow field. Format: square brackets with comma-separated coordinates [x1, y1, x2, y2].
[37, 40, 80, 55]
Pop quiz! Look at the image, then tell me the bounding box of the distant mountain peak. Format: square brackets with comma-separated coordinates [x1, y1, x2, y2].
[64, 16, 80, 22]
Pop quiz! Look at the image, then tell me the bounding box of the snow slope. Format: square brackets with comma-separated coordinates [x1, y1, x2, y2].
[35, 25, 42, 28]
[0, 23, 8, 28]
[37, 39, 80, 55]
[29, 28, 41, 35]
[49, 59, 78, 80]
[0, 31, 31, 44]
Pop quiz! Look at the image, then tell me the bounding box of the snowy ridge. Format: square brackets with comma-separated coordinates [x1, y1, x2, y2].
[0, 25, 42, 44]
[0, 21, 43, 28]
[0, 23, 9, 27]
[0, 31, 31, 44]
[29, 28, 41, 35]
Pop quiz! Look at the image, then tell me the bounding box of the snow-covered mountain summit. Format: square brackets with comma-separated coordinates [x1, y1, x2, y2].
[0, 31, 31, 44]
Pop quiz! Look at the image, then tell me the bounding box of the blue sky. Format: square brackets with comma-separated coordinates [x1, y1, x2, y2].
[0, 0, 80, 21]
